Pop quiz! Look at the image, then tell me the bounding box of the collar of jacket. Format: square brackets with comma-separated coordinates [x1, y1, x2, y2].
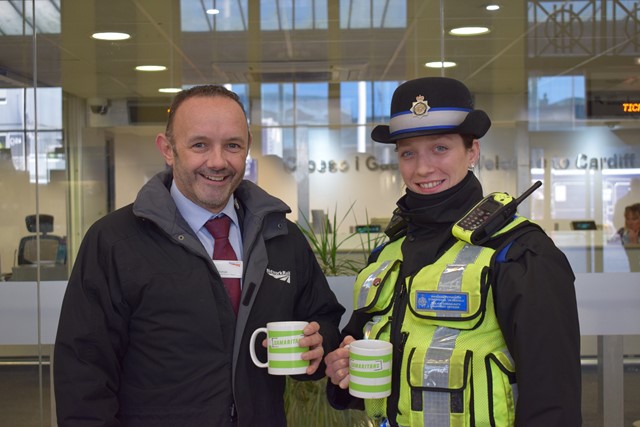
[133, 169, 292, 242]
[397, 171, 484, 231]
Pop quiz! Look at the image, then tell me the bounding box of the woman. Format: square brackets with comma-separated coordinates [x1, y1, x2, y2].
[616, 203, 640, 271]
[616, 203, 640, 246]
[324, 77, 582, 426]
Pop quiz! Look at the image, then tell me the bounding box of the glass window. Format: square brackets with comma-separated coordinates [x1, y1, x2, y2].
[0, 0, 60, 35]
[261, 0, 327, 30]
[0, 88, 63, 179]
[181, 0, 248, 32]
[262, 83, 295, 126]
[528, 75, 586, 128]
[340, 0, 406, 29]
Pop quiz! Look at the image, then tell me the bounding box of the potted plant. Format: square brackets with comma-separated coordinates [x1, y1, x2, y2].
[297, 202, 387, 275]
[284, 204, 387, 426]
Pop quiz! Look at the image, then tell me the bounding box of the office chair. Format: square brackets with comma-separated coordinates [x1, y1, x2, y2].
[16, 214, 65, 265]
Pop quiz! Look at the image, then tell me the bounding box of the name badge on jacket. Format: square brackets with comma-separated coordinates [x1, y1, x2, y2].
[213, 260, 243, 278]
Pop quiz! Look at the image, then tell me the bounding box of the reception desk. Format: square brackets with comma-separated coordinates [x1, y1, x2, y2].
[2, 273, 636, 345]
[0, 280, 66, 345]
[550, 230, 640, 273]
[335, 230, 639, 273]
[10, 263, 68, 282]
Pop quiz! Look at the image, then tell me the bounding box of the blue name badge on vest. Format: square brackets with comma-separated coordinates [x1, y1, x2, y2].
[415, 291, 469, 312]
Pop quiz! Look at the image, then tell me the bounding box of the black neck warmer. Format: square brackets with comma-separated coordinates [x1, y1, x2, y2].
[396, 171, 484, 271]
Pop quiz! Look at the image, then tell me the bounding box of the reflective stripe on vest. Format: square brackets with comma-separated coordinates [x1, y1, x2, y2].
[357, 260, 393, 309]
[421, 244, 483, 426]
[435, 245, 484, 319]
[423, 328, 460, 426]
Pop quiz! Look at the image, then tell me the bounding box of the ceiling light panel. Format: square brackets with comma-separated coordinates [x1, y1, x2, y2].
[425, 61, 457, 68]
[135, 65, 167, 72]
[91, 32, 131, 41]
[449, 26, 490, 36]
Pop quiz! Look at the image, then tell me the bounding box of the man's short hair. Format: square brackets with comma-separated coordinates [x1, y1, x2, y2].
[164, 85, 247, 142]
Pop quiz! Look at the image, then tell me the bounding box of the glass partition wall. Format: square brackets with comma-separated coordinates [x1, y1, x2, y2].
[0, 1, 638, 426]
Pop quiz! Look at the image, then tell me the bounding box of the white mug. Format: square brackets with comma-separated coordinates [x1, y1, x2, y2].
[249, 321, 309, 375]
[348, 339, 393, 399]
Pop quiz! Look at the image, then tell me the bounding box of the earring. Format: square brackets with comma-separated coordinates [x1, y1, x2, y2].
[468, 163, 475, 170]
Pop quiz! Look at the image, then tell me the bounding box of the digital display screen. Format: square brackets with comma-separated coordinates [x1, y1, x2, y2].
[571, 221, 597, 230]
[587, 91, 640, 118]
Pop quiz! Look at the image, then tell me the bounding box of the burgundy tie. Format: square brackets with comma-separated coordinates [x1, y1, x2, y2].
[204, 215, 241, 314]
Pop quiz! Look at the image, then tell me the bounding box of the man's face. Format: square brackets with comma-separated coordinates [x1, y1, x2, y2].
[396, 133, 479, 195]
[156, 95, 251, 213]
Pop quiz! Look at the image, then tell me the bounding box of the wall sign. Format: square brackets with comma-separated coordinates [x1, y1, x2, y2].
[532, 152, 637, 170]
[587, 91, 640, 118]
[285, 151, 637, 173]
[285, 155, 398, 173]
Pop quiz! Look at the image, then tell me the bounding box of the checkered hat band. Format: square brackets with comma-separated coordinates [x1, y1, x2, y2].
[389, 108, 470, 136]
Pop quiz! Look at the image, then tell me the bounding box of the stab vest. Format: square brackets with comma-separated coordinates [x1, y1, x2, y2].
[352, 215, 532, 427]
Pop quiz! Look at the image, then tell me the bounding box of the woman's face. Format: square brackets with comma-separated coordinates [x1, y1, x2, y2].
[625, 209, 640, 233]
[396, 133, 479, 195]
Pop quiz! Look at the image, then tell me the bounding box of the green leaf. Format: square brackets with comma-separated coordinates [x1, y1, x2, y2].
[297, 202, 388, 276]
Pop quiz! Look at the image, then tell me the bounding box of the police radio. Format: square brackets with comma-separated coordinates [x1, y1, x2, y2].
[452, 181, 542, 245]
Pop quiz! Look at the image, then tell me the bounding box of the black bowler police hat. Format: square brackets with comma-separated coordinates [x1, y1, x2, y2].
[371, 77, 491, 144]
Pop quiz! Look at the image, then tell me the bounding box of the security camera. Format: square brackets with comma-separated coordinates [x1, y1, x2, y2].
[88, 97, 110, 115]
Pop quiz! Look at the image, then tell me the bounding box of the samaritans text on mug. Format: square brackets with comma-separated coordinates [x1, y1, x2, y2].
[249, 321, 309, 375]
[348, 339, 392, 399]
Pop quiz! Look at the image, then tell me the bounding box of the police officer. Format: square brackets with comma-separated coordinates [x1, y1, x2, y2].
[324, 77, 582, 426]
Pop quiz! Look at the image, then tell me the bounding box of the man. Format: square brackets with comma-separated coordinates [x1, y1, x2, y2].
[54, 85, 344, 426]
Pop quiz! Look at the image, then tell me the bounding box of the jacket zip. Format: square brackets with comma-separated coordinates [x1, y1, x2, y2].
[387, 271, 409, 427]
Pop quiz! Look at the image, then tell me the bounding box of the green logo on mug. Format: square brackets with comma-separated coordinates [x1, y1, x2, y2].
[349, 340, 392, 399]
[250, 321, 310, 375]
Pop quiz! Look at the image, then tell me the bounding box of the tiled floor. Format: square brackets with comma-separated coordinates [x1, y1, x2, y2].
[0, 363, 52, 427]
[0, 362, 638, 426]
[581, 363, 640, 427]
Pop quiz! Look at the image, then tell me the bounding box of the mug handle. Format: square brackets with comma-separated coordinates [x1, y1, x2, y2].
[249, 327, 268, 368]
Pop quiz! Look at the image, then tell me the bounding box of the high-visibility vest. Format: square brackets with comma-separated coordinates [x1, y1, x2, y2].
[353, 216, 530, 426]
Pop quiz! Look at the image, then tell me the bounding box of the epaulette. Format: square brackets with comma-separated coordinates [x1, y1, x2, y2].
[384, 208, 407, 242]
